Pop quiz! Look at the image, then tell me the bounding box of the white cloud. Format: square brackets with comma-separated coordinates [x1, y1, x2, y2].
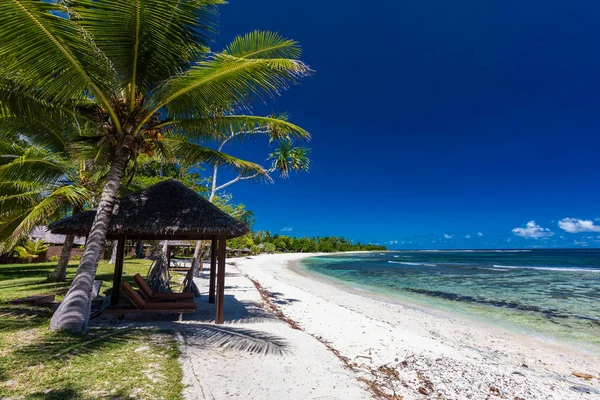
[512, 220, 554, 239]
[443, 234, 454, 239]
[389, 240, 398, 245]
[280, 227, 293, 232]
[464, 234, 471, 239]
[558, 218, 600, 233]
[477, 232, 483, 237]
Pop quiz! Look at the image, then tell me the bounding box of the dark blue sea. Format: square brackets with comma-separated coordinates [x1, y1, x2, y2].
[301, 249, 600, 351]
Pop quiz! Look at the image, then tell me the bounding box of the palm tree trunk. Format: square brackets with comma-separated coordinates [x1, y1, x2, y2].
[109, 240, 118, 264]
[47, 206, 83, 283]
[47, 234, 75, 282]
[50, 148, 129, 332]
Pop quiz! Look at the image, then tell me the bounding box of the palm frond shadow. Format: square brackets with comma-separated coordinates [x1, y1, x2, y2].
[0, 304, 53, 332]
[13, 328, 142, 366]
[25, 386, 80, 400]
[179, 324, 290, 356]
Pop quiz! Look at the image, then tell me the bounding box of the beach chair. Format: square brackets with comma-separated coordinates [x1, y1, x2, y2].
[118, 281, 196, 321]
[133, 273, 195, 301]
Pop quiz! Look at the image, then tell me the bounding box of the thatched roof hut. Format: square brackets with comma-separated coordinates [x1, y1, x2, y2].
[49, 180, 248, 324]
[50, 180, 249, 240]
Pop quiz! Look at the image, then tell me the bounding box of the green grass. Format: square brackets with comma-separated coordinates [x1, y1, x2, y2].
[0, 258, 154, 301]
[0, 258, 184, 399]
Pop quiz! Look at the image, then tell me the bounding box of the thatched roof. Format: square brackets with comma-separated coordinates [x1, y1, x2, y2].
[50, 180, 249, 240]
[29, 225, 86, 245]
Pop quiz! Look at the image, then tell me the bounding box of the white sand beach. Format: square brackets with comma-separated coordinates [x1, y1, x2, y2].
[177, 253, 600, 399]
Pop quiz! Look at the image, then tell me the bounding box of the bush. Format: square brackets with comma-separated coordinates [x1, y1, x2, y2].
[263, 243, 276, 254]
[50, 255, 59, 262]
[71, 254, 81, 261]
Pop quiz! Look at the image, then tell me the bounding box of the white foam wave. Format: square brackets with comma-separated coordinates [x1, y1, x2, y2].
[389, 261, 438, 267]
[493, 265, 600, 273]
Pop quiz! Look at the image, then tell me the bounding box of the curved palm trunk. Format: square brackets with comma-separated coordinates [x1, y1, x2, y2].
[50, 149, 129, 332]
[47, 234, 75, 282]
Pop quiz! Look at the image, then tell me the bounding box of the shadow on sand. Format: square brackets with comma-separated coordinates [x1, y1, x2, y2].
[178, 324, 290, 355]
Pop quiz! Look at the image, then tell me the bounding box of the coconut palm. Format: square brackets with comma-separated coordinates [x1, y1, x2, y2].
[0, 1, 311, 332]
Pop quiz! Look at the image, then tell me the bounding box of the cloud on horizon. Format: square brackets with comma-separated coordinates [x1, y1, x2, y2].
[477, 232, 483, 237]
[465, 234, 471, 239]
[512, 220, 554, 239]
[280, 227, 293, 232]
[558, 218, 600, 233]
[444, 233, 454, 239]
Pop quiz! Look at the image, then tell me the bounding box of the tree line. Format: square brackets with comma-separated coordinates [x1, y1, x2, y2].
[228, 231, 386, 253]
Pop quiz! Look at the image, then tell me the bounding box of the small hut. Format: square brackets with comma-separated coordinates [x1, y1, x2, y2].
[50, 180, 249, 324]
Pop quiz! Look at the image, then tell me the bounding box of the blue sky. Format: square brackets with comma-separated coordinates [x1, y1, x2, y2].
[209, 0, 600, 249]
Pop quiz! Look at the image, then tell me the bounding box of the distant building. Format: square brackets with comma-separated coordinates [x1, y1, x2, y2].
[28, 225, 86, 260]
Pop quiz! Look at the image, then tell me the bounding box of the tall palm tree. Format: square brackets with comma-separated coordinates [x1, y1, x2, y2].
[0, 1, 311, 332]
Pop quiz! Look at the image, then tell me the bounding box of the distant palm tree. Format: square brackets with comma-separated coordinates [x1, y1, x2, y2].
[172, 118, 311, 260]
[0, 1, 311, 332]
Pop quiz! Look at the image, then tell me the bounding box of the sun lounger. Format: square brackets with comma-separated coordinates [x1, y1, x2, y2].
[133, 273, 195, 301]
[120, 281, 196, 312]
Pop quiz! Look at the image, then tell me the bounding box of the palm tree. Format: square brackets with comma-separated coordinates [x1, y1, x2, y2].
[0, 1, 311, 332]
[170, 117, 311, 260]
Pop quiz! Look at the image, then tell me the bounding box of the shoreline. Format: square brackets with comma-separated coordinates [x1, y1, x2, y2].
[289, 254, 600, 356]
[233, 253, 600, 399]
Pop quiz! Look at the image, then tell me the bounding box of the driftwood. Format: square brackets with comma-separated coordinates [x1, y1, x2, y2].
[182, 258, 201, 297]
[146, 257, 172, 293]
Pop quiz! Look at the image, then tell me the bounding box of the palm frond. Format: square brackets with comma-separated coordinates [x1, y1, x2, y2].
[225, 31, 302, 60]
[149, 36, 312, 121]
[0, 0, 120, 128]
[0, 145, 67, 185]
[268, 140, 311, 178]
[162, 136, 269, 179]
[73, 0, 223, 98]
[172, 114, 311, 142]
[4, 184, 91, 246]
[0, 190, 44, 211]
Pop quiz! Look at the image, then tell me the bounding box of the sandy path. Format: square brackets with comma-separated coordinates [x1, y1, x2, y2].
[177, 267, 370, 400]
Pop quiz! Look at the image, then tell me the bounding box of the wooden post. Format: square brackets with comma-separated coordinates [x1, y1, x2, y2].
[110, 234, 127, 306]
[209, 237, 217, 304]
[215, 234, 227, 324]
[166, 245, 171, 269]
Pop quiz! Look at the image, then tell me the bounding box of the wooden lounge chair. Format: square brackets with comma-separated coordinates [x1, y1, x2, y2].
[133, 273, 195, 301]
[119, 281, 196, 319]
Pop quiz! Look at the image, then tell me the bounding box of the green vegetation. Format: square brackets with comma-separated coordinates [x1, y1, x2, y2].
[0, 258, 183, 399]
[13, 239, 49, 263]
[0, 1, 312, 331]
[228, 231, 387, 253]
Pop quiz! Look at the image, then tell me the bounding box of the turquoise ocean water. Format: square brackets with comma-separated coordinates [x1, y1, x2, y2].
[300, 249, 600, 352]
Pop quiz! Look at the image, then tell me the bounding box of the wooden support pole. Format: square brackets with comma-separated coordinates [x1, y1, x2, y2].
[209, 237, 217, 304]
[110, 234, 127, 306]
[215, 235, 227, 324]
[166, 245, 171, 269]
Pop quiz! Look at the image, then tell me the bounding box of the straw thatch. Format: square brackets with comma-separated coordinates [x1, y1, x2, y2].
[49, 180, 249, 240]
[29, 225, 86, 245]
